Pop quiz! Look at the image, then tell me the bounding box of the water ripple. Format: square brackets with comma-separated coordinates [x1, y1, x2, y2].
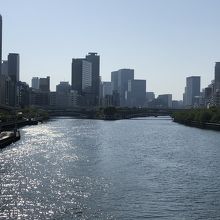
[1, 118, 220, 219]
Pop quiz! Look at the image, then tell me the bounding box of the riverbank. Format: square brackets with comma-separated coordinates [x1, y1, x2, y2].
[0, 116, 49, 130]
[173, 119, 220, 131]
[0, 116, 49, 148]
[172, 107, 220, 131]
[0, 130, 20, 149]
[1, 107, 49, 130]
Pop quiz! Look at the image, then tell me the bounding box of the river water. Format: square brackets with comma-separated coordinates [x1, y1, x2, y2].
[0, 117, 220, 219]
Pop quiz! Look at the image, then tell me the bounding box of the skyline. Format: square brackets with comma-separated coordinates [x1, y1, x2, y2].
[1, 0, 220, 99]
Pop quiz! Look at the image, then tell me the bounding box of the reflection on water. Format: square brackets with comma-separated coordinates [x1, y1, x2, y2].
[1, 118, 220, 219]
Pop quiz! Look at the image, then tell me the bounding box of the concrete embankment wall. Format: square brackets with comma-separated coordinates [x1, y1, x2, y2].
[0, 120, 36, 130]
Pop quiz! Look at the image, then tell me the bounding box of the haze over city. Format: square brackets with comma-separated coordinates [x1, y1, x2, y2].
[1, 0, 220, 99]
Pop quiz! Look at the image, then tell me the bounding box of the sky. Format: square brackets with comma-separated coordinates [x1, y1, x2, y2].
[1, 0, 220, 99]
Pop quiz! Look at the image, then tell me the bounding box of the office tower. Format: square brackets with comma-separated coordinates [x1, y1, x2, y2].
[99, 81, 112, 106]
[71, 54, 98, 106]
[72, 58, 92, 93]
[115, 69, 134, 106]
[111, 71, 119, 92]
[200, 80, 215, 108]
[68, 90, 79, 107]
[1, 60, 8, 75]
[71, 58, 84, 94]
[146, 92, 155, 102]
[81, 60, 93, 106]
[71, 53, 100, 106]
[7, 53, 19, 106]
[56, 81, 71, 93]
[110, 71, 120, 106]
[49, 92, 56, 106]
[127, 79, 146, 107]
[185, 76, 200, 106]
[32, 77, 39, 89]
[17, 81, 30, 108]
[56, 81, 71, 108]
[82, 60, 92, 93]
[214, 63, 220, 105]
[85, 52, 100, 105]
[157, 94, 172, 108]
[102, 82, 112, 98]
[172, 100, 183, 109]
[30, 77, 50, 107]
[8, 53, 19, 82]
[0, 15, 2, 75]
[30, 89, 50, 106]
[183, 87, 186, 106]
[99, 81, 113, 107]
[215, 62, 220, 92]
[0, 74, 10, 105]
[39, 76, 50, 92]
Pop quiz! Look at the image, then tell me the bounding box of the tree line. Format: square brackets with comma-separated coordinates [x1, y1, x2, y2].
[172, 107, 220, 124]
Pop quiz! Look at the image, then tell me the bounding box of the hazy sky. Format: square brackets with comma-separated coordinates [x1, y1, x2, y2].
[1, 0, 220, 99]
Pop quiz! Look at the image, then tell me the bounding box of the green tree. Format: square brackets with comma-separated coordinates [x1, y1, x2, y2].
[199, 111, 212, 123]
[103, 107, 117, 116]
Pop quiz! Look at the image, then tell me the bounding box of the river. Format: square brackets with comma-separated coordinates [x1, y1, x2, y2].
[0, 117, 220, 219]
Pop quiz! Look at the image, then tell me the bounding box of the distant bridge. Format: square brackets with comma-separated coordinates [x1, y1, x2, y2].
[0, 105, 185, 119]
[46, 107, 184, 119]
[113, 108, 184, 119]
[46, 107, 95, 118]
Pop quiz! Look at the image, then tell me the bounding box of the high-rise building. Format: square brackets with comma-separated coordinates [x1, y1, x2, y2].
[32, 77, 39, 89]
[68, 90, 79, 107]
[110, 71, 120, 106]
[0, 15, 2, 75]
[111, 69, 133, 106]
[185, 76, 201, 107]
[183, 87, 186, 106]
[56, 81, 71, 93]
[102, 82, 112, 98]
[30, 89, 50, 106]
[56, 81, 71, 108]
[172, 100, 183, 109]
[39, 76, 50, 92]
[115, 69, 134, 106]
[146, 92, 155, 102]
[49, 92, 56, 106]
[215, 62, 220, 92]
[82, 60, 92, 93]
[157, 94, 172, 108]
[85, 52, 100, 105]
[127, 79, 146, 107]
[7, 53, 19, 106]
[17, 81, 30, 108]
[71, 58, 84, 94]
[72, 58, 92, 93]
[0, 74, 10, 105]
[111, 71, 119, 92]
[1, 60, 8, 75]
[100, 81, 114, 107]
[8, 53, 19, 82]
[71, 53, 100, 106]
